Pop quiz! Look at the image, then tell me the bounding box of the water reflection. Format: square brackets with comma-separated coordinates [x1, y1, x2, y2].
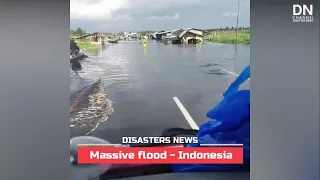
[143, 47, 148, 54]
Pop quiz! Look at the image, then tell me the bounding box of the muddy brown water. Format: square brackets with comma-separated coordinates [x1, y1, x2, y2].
[70, 41, 250, 142]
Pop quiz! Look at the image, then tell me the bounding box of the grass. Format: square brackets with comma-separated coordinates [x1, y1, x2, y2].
[76, 41, 100, 52]
[71, 36, 100, 53]
[205, 30, 250, 44]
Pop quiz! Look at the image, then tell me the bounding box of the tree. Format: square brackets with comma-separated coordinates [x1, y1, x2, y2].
[73, 27, 86, 36]
[140, 31, 147, 36]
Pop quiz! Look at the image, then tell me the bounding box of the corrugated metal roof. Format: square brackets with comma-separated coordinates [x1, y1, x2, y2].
[171, 29, 185, 37]
[155, 30, 173, 35]
[171, 28, 205, 38]
[179, 30, 188, 38]
[153, 28, 206, 38]
[189, 29, 203, 36]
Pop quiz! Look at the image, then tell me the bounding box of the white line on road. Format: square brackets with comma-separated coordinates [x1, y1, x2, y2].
[221, 69, 239, 76]
[220, 68, 251, 80]
[173, 97, 199, 130]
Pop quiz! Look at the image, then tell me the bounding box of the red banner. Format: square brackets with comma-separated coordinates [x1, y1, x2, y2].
[78, 147, 243, 164]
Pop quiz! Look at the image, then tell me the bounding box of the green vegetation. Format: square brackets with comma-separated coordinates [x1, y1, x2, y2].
[70, 27, 100, 53]
[70, 27, 86, 37]
[75, 40, 100, 52]
[137, 31, 151, 37]
[205, 30, 250, 44]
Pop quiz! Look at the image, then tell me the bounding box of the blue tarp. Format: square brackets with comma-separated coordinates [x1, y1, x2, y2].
[172, 66, 250, 172]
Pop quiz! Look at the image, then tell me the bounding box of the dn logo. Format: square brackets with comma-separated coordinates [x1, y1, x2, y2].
[292, 4, 314, 23]
[293, 4, 313, 16]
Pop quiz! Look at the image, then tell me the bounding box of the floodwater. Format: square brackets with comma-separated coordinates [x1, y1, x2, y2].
[70, 41, 250, 143]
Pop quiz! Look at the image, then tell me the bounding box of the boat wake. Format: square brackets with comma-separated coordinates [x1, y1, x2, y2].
[70, 76, 114, 136]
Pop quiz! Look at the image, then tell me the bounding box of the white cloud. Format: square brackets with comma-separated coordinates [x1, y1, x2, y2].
[70, 0, 201, 21]
[222, 12, 239, 17]
[124, 0, 202, 11]
[146, 13, 180, 20]
[70, 0, 129, 20]
[112, 14, 133, 21]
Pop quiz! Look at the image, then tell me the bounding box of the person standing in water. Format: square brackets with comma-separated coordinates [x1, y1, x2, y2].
[143, 41, 148, 48]
[142, 38, 148, 48]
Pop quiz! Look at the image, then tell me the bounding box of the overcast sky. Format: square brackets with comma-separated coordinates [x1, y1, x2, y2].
[70, 0, 250, 32]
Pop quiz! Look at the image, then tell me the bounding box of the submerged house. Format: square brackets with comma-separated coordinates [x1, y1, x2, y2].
[150, 31, 165, 40]
[161, 31, 179, 44]
[160, 30, 175, 39]
[129, 32, 138, 40]
[149, 30, 179, 42]
[172, 28, 208, 44]
[122, 32, 138, 40]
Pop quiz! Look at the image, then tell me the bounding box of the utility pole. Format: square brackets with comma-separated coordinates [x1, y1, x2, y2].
[235, 0, 240, 44]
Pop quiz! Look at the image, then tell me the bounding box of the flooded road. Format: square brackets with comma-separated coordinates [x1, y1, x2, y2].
[70, 41, 250, 143]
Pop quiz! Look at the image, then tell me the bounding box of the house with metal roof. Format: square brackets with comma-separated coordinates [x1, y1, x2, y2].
[172, 28, 209, 44]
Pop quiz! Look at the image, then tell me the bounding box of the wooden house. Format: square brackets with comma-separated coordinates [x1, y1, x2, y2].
[172, 28, 209, 44]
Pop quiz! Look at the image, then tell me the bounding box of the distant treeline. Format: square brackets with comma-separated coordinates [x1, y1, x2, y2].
[134, 27, 250, 35]
[135, 27, 250, 34]
[137, 31, 155, 35]
[115, 31, 155, 36]
[204, 26, 249, 32]
[70, 27, 86, 37]
[70, 26, 250, 37]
